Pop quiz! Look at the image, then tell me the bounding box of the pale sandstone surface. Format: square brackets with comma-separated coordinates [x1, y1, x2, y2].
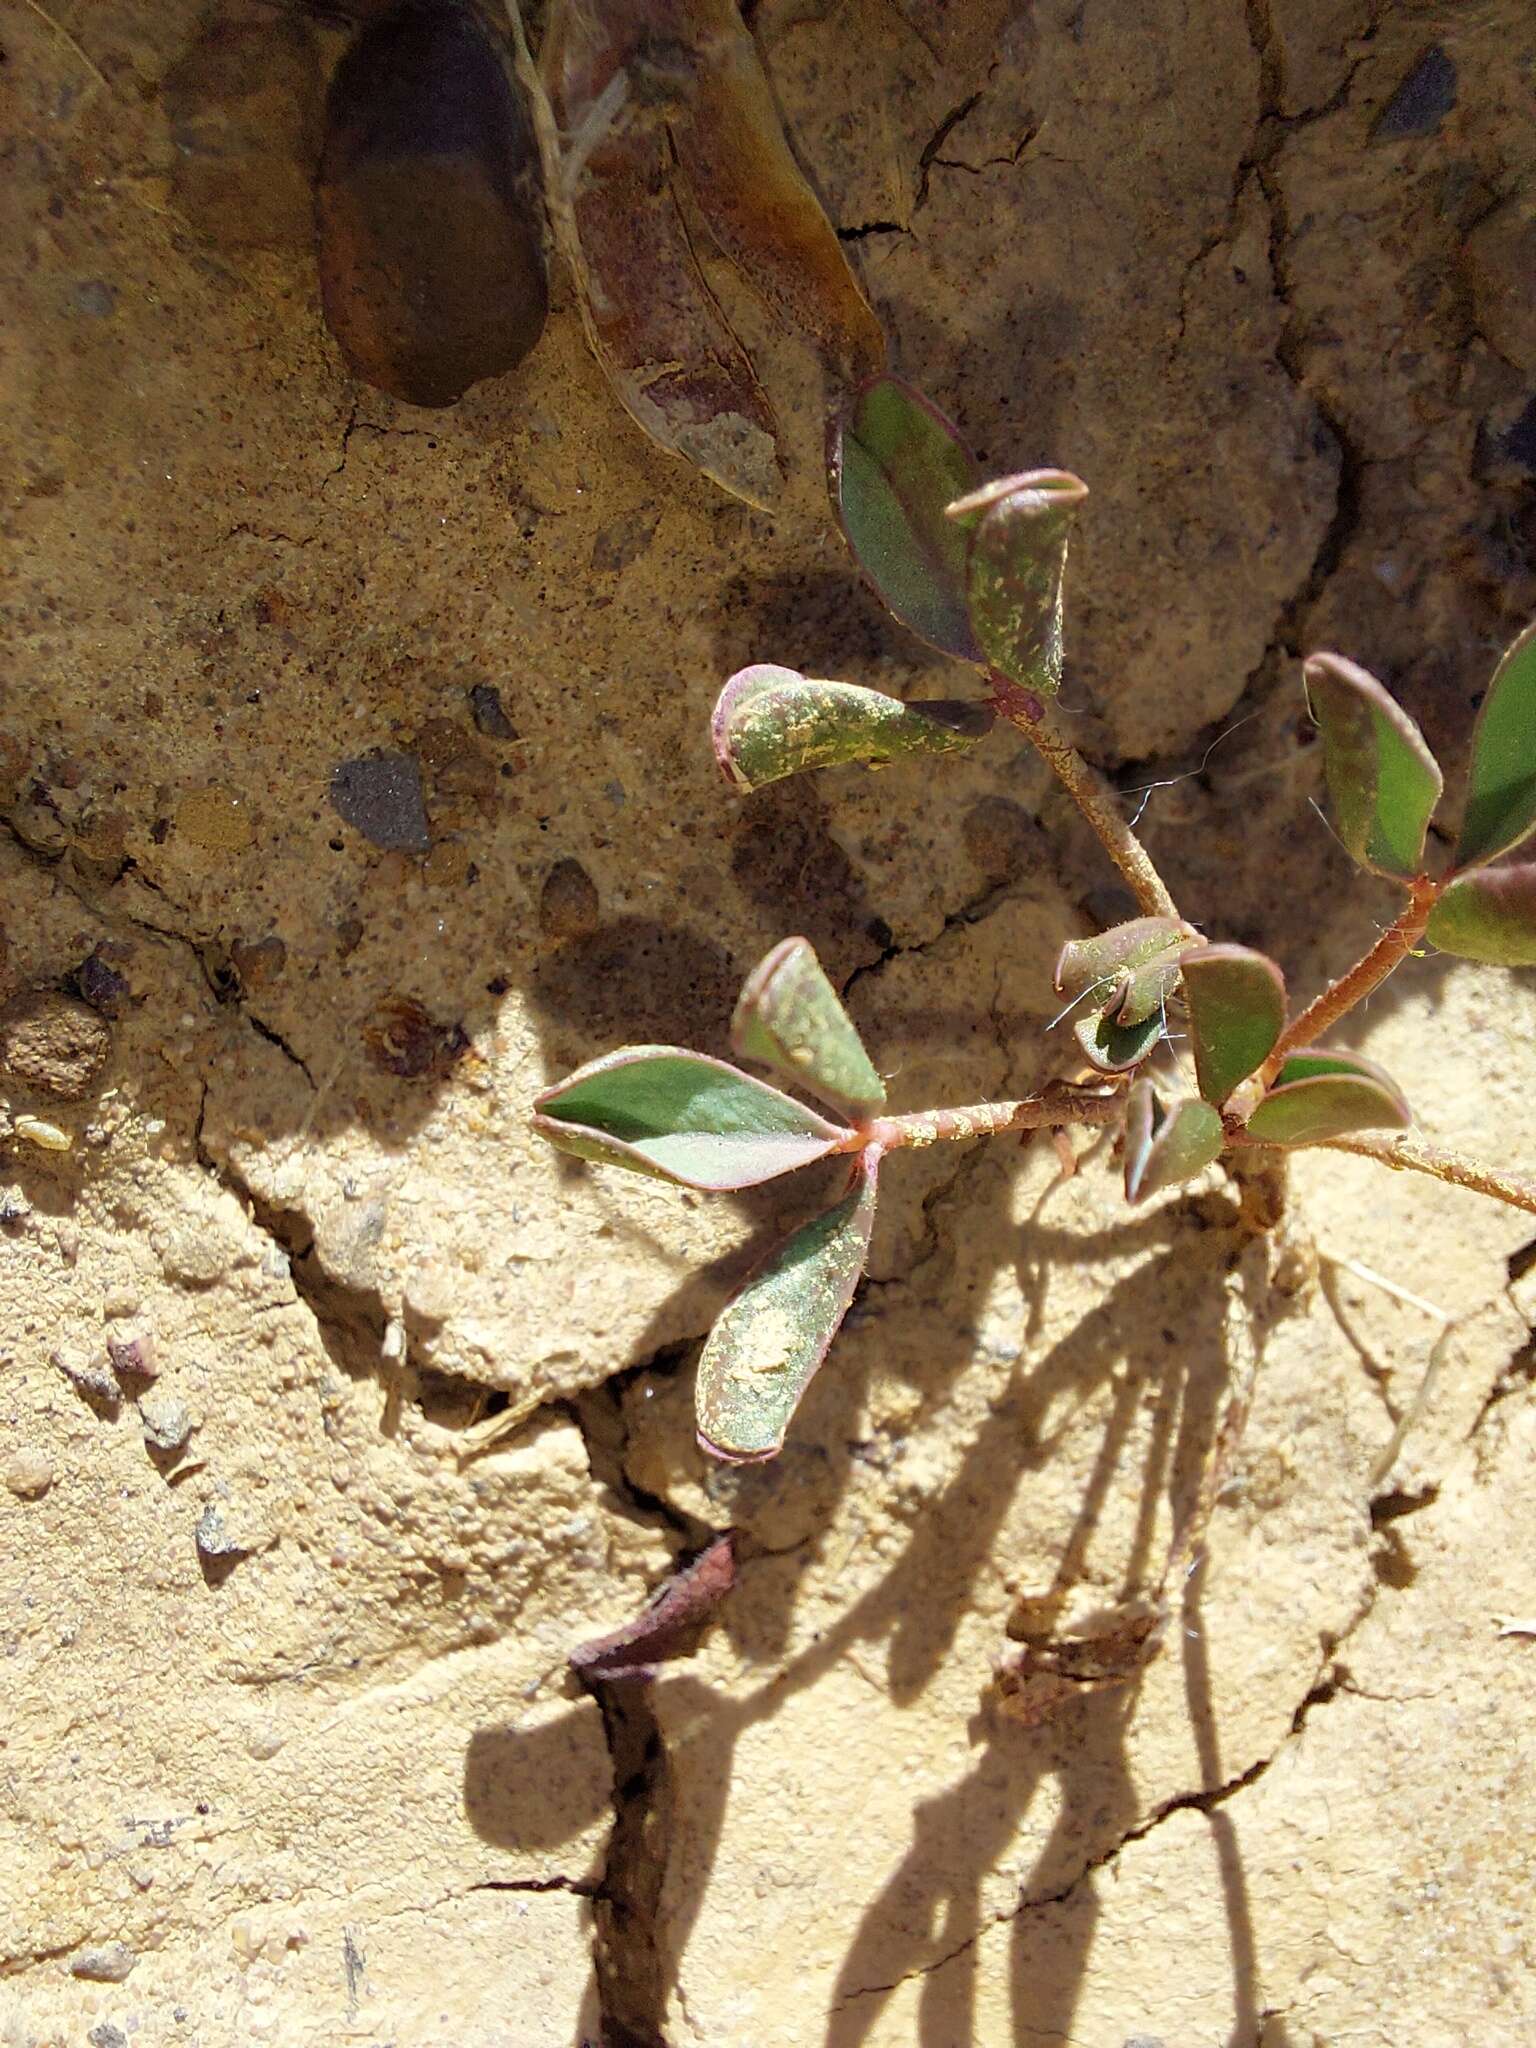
[3, 0, 1535, 2041]
[635, 959, 1536, 2045]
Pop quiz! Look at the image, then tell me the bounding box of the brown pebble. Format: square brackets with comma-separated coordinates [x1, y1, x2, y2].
[469, 685, 517, 740]
[0, 989, 112, 1100]
[539, 858, 600, 941]
[422, 840, 472, 888]
[74, 946, 132, 1016]
[5, 1448, 54, 1499]
[229, 935, 287, 990]
[6, 794, 69, 859]
[315, 0, 547, 406]
[175, 784, 255, 855]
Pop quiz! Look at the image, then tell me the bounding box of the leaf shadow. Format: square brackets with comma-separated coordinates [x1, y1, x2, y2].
[468, 1183, 1278, 2044]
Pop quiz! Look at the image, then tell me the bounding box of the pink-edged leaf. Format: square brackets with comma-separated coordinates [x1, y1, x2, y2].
[711, 664, 991, 792]
[1244, 1046, 1411, 1146]
[1426, 864, 1536, 965]
[1054, 917, 1189, 1028]
[947, 469, 1088, 697]
[1304, 652, 1442, 879]
[832, 377, 981, 659]
[1455, 621, 1536, 869]
[1179, 944, 1286, 1106]
[1122, 1077, 1224, 1203]
[695, 1151, 877, 1462]
[732, 937, 885, 1114]
[532, 1045, 850, 1189]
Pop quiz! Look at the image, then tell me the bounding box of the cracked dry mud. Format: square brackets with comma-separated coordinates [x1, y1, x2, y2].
[4, 0, 1535, 2042]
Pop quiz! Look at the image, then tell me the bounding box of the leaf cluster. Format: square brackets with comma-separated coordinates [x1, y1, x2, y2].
[534, 374, 1536, 1464]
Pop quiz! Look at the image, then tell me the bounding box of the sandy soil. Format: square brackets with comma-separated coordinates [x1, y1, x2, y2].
[3, 0, 1534, 2041]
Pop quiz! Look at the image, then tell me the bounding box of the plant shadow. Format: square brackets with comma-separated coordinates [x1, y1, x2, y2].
[463, 1178, 1282, 2044]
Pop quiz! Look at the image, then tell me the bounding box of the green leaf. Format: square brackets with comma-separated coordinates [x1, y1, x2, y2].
[1072, 1006, 1164, 1074]
[1244, 1048, 1410, 1145]
[732, 937, 886, 1114]
[1455, 621, 1536, 869]
[695, 1154, 878, 1462]
[1179, 944, 1287, 1106]
[532, 1046, 851, 1189]
[1054, 917, 1189, 1028]
[947, 470, 1088, 697]
[1304, 652, 1442, 879]
[1426, 864, 1536, 965]
[832, 377, 981, 659]
[1122, 1078, 1224, 1203]
[712, 665, 991, 792]
[1271, 1047, 1405, 1089]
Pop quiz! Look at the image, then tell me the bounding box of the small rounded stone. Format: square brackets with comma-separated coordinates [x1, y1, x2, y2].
[70, 1942, 137, 1982]
[539, 858, 600, 941]
[4, 1448, 54, 1499]
[0, 990, 112, 1101]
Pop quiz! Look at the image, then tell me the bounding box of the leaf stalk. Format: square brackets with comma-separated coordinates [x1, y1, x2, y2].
[988, 672, 1183, 922]
[1261, 875, 1441, 1081]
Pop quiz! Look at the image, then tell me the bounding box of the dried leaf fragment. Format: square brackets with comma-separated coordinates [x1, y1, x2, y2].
[571, 1532, 736, 1683]
[536, 0, 782, 506]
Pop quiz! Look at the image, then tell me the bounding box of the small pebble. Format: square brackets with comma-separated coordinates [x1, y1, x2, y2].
[469, 684, 517, 740]
[73, 280, 117, 318]
[50, 1346, 117, 1405]
[328, 752, 430, 852]
[539, 858, 600, 941]
[0, 989, 112, 1100]
[106, 1328, 158, 1381]
[362, 996, 467, 1079]
[246, 1719, 285, 1761]
[229, 934, 286, 989]
[89, 2026, 128, 2048]
[13, 1113, 72, 1152]
[156, 1213, 238, 1286]
[70, 1942, 137, 1983]
[196, 1504, 250, 1559]
[141, 1394, 194, 1455]
[1371, 43, 1457, 139]
[74, 948, 132, 1018]
[4, 1448, 54, 1499]
[6, 794, 70, 858]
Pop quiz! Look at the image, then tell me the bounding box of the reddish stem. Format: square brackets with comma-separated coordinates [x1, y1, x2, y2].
[988, 673, 1183, 923]
[1260, 876, 1440, 1082]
